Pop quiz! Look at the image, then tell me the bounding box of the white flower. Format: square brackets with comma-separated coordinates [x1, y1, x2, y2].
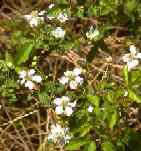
[73, 68, 82, 76]
[88, 105, 93, 113]
[122, 45, 141, 71]
[18, 69, 42, 89]
[86, 27, 100, 40]
[24, 14, 32, 21]
[59, 68, 84, 90]
[57, 13, 68, 22]
[59, 76, 69, 85]
[32, 75, 42, 83]
[64, 106, 73, 116]
[29, 17, 38, 27]
[25, 80, 35, 90]
[24, 11, 44, 27]
[54, 98, 62, 105]
[54, 96, 76, 116]
[52, 27, 66, 38]
[48, 4, 55, 9]
[130, 45, 136, 55]
[55, 106, 64, 115]
[124, 91, 128, 97]
[48, 123, 71, 144]
[127, 59, 139, 71]
[69, 80, 78, 90]
[28, 69, 35, 76]
[75, 76, 83, 85]
[19, 70, 27, 79]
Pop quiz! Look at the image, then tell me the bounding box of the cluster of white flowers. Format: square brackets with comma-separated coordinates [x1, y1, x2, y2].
[54, 96, 76, 116]
[18, 69, 42, 90]
[86, 26, 100, 40]
[48, 123, 71, 144]
[51, 27, 66, 38]
[122, 45, 141, 71]
[24, 11, 45, 27]
[59, 68, 84, 90]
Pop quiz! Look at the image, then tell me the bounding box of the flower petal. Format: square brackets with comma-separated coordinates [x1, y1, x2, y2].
[28, 69, 35, 76]
[88, 105, 93, 113]
[54, 98, 62, 105]
[64, 106, 73, 116]
[32, 75, 42, 83]
[136, 53, 141, 59]
[122, 53, 131, 63]
[75, 76, 83, 85]
[73, 68, 82, 76]
[69, 81, 78, 90]
[129, 45, 137, 55]
[127, 59, 139, 71]
[55, 106, 64, 115]
[59, 76, 68, 85]
[25, 80, 35, 90]
[19, 70, 27, 79]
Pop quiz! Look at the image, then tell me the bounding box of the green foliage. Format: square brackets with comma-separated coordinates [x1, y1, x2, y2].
[101, 141, 115, 151]
[15, 43, 33, 65]
[84, 142, 96, 151]
[1, 0, 141, 150]
[66, 139, 88, 150]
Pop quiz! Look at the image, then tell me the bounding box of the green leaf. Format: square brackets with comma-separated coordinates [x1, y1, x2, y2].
[47, 7, 61, 17]
[74, 124, 92, 137]
[87, 95, 100, 107]
[128, 89, 141, 103]
[101, 141, 115, 151]
[65, 139, 88, 150]
[130, 70, 141, 83]
[84, 142, 96, 151]
[106, 90, 114, 103]
[38, 91, 50, 105]
[86, 46, 98, 63]
[15, 43, 33, 65]
[109, 111, 117, 129]
[123, 65, 128, 84]
[125, 0, 138, 13]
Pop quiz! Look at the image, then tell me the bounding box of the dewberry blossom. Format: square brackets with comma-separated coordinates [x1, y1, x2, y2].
[18, 69, 42, 90]
[122, 45, 141, 71]
[86, 26, 100, 40]
[59, 68, 84, 90]
[88, 105, 93, 113]
[24, 10, 44, 27]
[48, 123, 71, 144]
[54, 96, 76, 116]
[51, 27, 66, 38]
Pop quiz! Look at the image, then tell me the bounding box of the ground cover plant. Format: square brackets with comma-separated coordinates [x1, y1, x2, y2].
[0, 0, 141, 150]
